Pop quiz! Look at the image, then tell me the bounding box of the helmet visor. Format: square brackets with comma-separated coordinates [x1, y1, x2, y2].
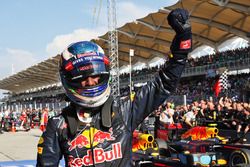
[64, 73, 109, 89]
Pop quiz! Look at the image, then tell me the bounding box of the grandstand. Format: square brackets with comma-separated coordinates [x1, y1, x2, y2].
[0, 0, 249, 111]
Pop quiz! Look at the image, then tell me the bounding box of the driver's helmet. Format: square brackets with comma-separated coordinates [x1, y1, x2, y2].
[59, 41, 111, 108]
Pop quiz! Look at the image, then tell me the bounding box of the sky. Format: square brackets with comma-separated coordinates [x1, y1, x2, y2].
[0, 0, 179, 97]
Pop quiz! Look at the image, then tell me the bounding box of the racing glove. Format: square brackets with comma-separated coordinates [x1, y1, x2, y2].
[167, 8, 192, 60]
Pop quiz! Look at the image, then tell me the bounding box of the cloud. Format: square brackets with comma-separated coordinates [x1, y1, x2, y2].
[46, 28, 105, 57]
[116, 1, 154, 27]
[0, 48, 38, 79]
[45, 1, 155, 57]
[0, 1, 157, 80]
[1, 1, 172, 80]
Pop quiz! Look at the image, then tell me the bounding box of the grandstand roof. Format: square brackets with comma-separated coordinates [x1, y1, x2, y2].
[94, 0, 250, 66]
[0, 0, 249, 93]
[0, 56, 60, 93]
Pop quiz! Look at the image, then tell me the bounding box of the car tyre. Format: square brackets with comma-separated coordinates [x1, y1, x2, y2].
[228, 149, 250, 167]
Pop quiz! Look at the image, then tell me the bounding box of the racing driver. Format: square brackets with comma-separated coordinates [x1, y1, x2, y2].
[36, 8, 192, 167]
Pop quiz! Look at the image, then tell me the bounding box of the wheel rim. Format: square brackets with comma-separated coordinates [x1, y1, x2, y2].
[231, 153, 247, 166]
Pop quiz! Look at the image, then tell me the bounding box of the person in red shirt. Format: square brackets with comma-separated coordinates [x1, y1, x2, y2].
[20, 109, 27, 129]
[40, 107, 49, 132]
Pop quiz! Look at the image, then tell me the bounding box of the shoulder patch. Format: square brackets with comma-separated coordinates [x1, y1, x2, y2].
[37, 147, 43, 154]
[180, 39, 191, 49]
[38, 137, 44, 144]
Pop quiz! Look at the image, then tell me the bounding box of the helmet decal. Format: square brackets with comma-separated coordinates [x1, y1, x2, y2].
[65, 62, 74, 71]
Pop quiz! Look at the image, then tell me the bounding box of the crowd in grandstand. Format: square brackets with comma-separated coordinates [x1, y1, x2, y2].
[120, 46, 250, 79]
[187, 46, 250, 67]
[2, 46, 249, 105]
[175, 72, 250, 101]
[5, 71, 249, 109]
[0, 46, 249, 137]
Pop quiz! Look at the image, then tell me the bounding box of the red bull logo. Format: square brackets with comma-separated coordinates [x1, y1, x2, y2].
[68, 142, 122, 166]
[68, 135, 90, 151]
[181, 126, 218, 140]
[68, 128, 115, 151]
[93, 129, 115, 143]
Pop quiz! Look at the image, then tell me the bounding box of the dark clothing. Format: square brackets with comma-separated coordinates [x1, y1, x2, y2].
[36, 57, 187, 167]
[233, 110, 245, 124]
[204, 109, 217, 121]
[0, 116, 3, 133]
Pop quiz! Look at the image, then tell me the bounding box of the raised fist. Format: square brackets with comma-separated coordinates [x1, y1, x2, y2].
[167, 8, 192, 57]
[167, 8, 191, 34]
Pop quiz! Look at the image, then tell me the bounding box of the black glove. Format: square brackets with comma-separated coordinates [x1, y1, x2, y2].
[167, 8, 192, 59]
[167, 8, 191, 34]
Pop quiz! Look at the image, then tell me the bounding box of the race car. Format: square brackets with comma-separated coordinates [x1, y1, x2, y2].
[133, 126, 250, 167]
[132, 130, 191, 167]
[132, 128, 222, 167]
[157, 126, 250, 167]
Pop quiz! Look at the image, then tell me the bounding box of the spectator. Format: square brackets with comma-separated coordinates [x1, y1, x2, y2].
[183, 106, 199, 127]
[40, 107, 48, 132]
[160, 102, 175, 125]
[0, 111, 3, 134]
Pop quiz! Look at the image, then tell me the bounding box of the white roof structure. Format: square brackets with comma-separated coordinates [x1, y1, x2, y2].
[0, 0, 249, 93]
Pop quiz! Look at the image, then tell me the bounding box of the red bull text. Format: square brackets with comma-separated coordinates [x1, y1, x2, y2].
[68, 142, 122, 166]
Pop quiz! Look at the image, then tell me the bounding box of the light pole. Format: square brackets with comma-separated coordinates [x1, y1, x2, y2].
[129, 49, 134, 96]
[107, 0, 120, 99]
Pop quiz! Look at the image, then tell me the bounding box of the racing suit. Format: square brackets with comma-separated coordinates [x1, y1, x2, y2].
[37, 8, 192, 167]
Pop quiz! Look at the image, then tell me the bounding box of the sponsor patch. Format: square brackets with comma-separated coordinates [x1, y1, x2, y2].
[79, 64, 97, 71]
[77, 52, 97, 58]
[68, 127, 115, 151]
[38, 137, 44, 144]
[65, 62, 74, 71]
[180, 39, 191, 49]
[72, 56, 103, 65]
[68, 142, 122, 166]
[37, 147, 43, 154]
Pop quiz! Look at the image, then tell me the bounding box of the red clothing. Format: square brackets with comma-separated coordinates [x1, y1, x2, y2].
[20, 111, 27, 123]
[40, 112, 48, 132]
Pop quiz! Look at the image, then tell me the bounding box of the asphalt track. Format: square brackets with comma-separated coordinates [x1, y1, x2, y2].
[0, 128, 64, 166]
